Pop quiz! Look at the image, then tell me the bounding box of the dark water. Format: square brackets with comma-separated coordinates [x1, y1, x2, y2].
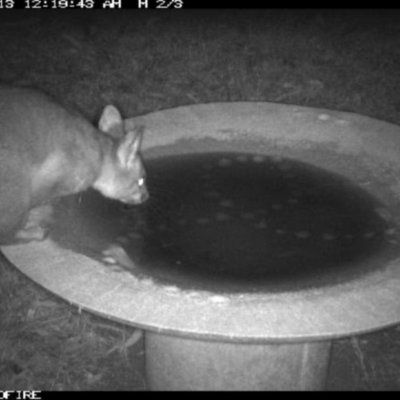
[53, 152, 399, 293]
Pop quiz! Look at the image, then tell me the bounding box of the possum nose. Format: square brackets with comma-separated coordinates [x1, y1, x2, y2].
[122, 191, 149, 205]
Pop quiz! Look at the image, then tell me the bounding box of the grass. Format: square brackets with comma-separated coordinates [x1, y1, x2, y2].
[1, 8, 400, 390]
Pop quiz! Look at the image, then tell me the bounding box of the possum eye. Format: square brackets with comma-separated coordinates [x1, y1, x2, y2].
[138, 177, 145, 187]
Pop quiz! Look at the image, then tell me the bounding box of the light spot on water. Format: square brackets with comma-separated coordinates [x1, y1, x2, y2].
[196, 217, 210, 225]
[307, 188, 319, 196]
[241, 212, 255, 220]
[363, 232, 375, 239]
[218, 158, 232, 167]
[375, 207, 393, 222]
[203, 182, 213, 188]
[283, 173, 296, 180]
[252, 155, 265, 163]
[127, 232, 142, 239]
[216, 212, 230, 222]
[286, 198, 299, 205]
[296, 231, 310, 239]
[272, 204, 283, 210]
[255, 209, 267, 214]
[200, 175, 211, 185]
[278, 164, 292, 171]
[204, 190, 221, 198]
[116, 236, 129, 244]
[255, 221, 267, 229]
[385, 227, 397, 236]
[270, 155, 283, 163]
[290, 190, 303, 197]
[276, 229, 287, 235]
[219, 200, 234, 208]
[236, 155, 248, 163]
[322, 233, 336, 240]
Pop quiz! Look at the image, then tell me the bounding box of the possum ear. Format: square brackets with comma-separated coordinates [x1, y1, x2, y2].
[98, 105, 124, 138]
[117, 127, 144, 168]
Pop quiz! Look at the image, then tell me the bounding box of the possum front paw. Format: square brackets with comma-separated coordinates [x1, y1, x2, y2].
[15, 205, 53, 243]
[101, 244, 137, 271]
[15, 224, 49, 242]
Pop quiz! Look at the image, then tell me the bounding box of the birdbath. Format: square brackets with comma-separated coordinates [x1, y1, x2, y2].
[3, 102, 400, 390]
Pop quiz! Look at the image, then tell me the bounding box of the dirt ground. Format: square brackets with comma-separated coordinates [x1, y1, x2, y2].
[1, 9, 400, 390]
